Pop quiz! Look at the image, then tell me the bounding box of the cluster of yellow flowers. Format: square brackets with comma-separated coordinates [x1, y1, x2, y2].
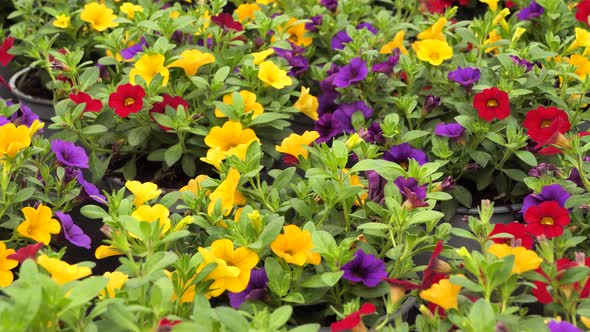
[412, 18, 453, 66]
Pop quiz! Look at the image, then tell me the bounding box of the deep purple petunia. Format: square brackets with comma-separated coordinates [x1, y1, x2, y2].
[274, 45, 309, 76]
[528, 163, 559, 178]
[305, 15, 323, 32]
[567, 168, 584, 188]
[228, 268, 269, 308]
[434, 122, 465, 138]
[521, 184, 570, 214]
[394, 176, 427, 200]
[51, 140, 89, 169]
[423, 94, 441, 113]
[120, 36, 148, 60]
[331, 100, 374, 133]
[356, 22, 378, 34]
[0, 101, 40, 127]
[341, 249, 387, 287]
[547, 321, 583, 332]
[315, 113, 341, 143]
[384, 143, 428, 167]
[367, 170, 386, 204]
[321, 0, 338, 12]
[510, 55, 535, 72]
[76, 172, 107, 204]
[333, 58, 368, 88]
[359, 122, 385, 145]
[447, 66, 480, 90]
[517, 0, 544, 20]
[372, 50, 400, 75]
[331, 30, 352, 50]
[56, 211, 91, 249]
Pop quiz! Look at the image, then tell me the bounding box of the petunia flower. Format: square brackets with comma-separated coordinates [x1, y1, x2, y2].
[423, 94, 441, 113]
[0, 37, 15, 66]
[294, 87, 319, 121]
[547, 320, 583, 332]
[380, 31, 408, 55]
[80, 2, 119, 32]
[77, 172, 107, 203]
[488, 223, 533, 249]
[214, 90, 263, 119]
[321, 0, 338, 12]
[417, 17, 447, 41]
[235, 3, 261, 23]
[108, 83, 145, 118]
[523, 106, 570, 146]
[419, 278, 462, 311]
[488, 244, 543, 274]
[150, 94, 189, 131]
[473, 87, 510, 122]
[130, 204, 171, 236]
[6, 242, 43, 263]
[51, 140, 89, 169]
[434, 122, 465, 138]
[341, 249, 387, 287]
[168, 49, 215, 76]
[521, 184, 570, 214]
[305, 15, 323, 32]
[0, 241, 17, 287]
[211, 13, 243, 31]
[273, 46, 309, 76]
[275, 131, 320, 160]
[270, 225, 321, 266]
[70, 92, 103, 112]
[413, 39, 453, 66]
[528, 163, 559, 178]
[120, 2, 143, 19]
[567, 168, 584, 188]
[0, 123, 32, 159]
[53, 14, 71, 29]
[533, 257, 590, 304]
[372, 50, 400, 75]
[333, 58, 368, 88]
[100, 271, 128, 298]
[278, 18, 313, 47]
[250, 49, 274, 65]
[257, 60, 293, 89]
[16, 205, 61, 245]
[207, 169, 246, 216]
[95, 245, 124, 259]
[447, 66, 480, 90]
[228, 268, 269, 308]
[120, 36, 148, 60]
[384, 143, 428, 168]
[331, 303, 376, 332]
[394, 177, 427, 200]
[37, 254, 91, 285]
[510, 55, 536, 72]
[577, 0, 590, 27]
[367, 170, 386, 204]
[56, 212, 91, 249]
[524, 201, 570, 238]
[125, 180, 161, 207]
[204, 121, 259, 154]
[130, 53, 169, 86]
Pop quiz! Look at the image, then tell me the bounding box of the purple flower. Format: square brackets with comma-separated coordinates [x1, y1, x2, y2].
[341, 249, 387, 287]
[333, 58, 368, 88]
[394, 176, 427, 200]
[274, 45, 309, 76]
[228, 268, 268, 308]
[120, 36, 148, 60]
[0, 101, 40, 127]
[331, 30, 352, 50]
[447, 66, 480, 89]
[384, 143, 428, 167]
[423, 94, 441, 113]
[356, 22, 378, 35]
[528, 163, 559, 177]
[320, 0, 338, 12]
[517, 1, 544, 20]
[567, 168, 585, 188]
[51, 140, 89, 169]
[367, 170, 386, 204]
[359, 122, 385, 145]
[510, 55, 535, 72]
[547, 321, 582, 332]
[372, 50, 400, 75]
[521, 184, 570, 214]
[76, 172, 107, 204]
[315, 113, 340, 143]
[56, 211, 91, 249]
[434, 122, 465, 138]
[305, 15, 323, 32]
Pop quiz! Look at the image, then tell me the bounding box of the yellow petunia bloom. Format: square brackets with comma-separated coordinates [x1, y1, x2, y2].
[215, 90, 264, 119]
[130, 204, 171, 236]
[479, 0, 498, 11]
[80, 2, 119, 32]
[200, 147, 225, 170]
[129, 54, 169, 86]
[0, 123, 32, 159]
[180, 175, 209, 194]
[413, 39, 453, 66]
[0, 242, 17, 287]
[37, 254, 92, 285]
[511, 27, 526, 43]
[484, 29, 502, 53]
[275, 131, 320, 160]
[168, 49, 215, 76]
[95, 245, 124, 259]
[207, 169, 246, 216]
[419, 278, 462, 310]
[380, 31, 409, 55]
[165, 270, 196, 303]
[417, 18, 447, 41]
[294, 87, 319, 121]
[120, 2, 143, 19]
[125, 180, 161, 207]
[53, 14, 71, 29]
[28, 120, 44, 138]
[197, 239, 259, 297]
[256, 0, 275, 4]
[492, 8, 510, 31]
[250, 49, 275, 65]
[274, 18, 312, 47]
[100, 271, 128, 298]
[235, 3, 261, 23]
[488, 244, 543, 274]
[581, 316, 590, 329]
[16, 205, 61, 245]
[204, 121, 258, 153]
[270, 225, 321, 266]
[258, 61, 293, 89]
[569, 54, 590, 80]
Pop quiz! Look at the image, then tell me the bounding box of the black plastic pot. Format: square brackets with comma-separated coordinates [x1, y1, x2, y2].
[0, 65, 15, 101]
[9, 67, 55, 126]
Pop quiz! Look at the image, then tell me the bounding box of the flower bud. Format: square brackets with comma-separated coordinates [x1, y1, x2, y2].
[248, 210, 263, 233]
[345, 133, 364, 150]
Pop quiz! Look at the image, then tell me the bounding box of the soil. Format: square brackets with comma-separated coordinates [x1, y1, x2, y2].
[16, 67, 53, 100]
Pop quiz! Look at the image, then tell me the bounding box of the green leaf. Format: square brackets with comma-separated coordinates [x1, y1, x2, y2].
[215, 307, 249, 332]
[515, 150, 537, 167]
[300, 271, 344, 288]
[270, 306, 293, 330]
[60, 277, 109, 313]
[164, 143, 183, 166]
[12, 187, 34, 203]
[283, 292, 305, 303]
[289, 324, 321, 332]
[469, 151, 491, 168]
[81, 125, 107, 136]
[502, 169, 527, 181]
[452, 185, 472, 208]
[80, 205, 109, 219]
[356, 223, 392, 231]
[213, 66, 230, 84]
[128, 127, 151, 147]
[143, 252, 178, 275]
[409, 210, 445, 224]
[468, 299, 496, 331]
[559, 266, 590, 285]
[401, 130, 430, 142]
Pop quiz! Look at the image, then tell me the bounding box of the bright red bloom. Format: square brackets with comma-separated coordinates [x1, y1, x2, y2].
[211, 13, 243, 31]
[150, 94, 189, 131]
[577, 0, 590, 27]
[331, 302, 376, 332]
[473, 87, 510, 122]
[532, 257, 590, 304]
[524, 201, 570, 238]
[157, 318, 182, 332]
[523, 106, 570, 145]
[6, 242, 43, 263]
[420, 240, 447, 289]
[505, 0, 516, 8]
[70, 92, 103, 113]
[488, 222, 534, 249]
[421, 0, 453, 13]
[0, 37, 14, 67]
[108, 84, 145, 118]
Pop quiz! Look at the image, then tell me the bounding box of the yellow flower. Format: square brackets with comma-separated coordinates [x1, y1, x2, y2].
[215, 90, 264, 119]
[197, 239, 259, 297]
[168, 49, 215, 76]
[256, 0, 275, 4]
[413, 39, 453, 66]
[417, 18, 447, 41]
[581, 316, 590, 329]
[492, 8, 510, 31]
[226, 140, 255, 160]
[343, 168, 368, 205]
[16, 205, 61, 245]
[125, 180, 161, 206]
[235, 3, 261, 23]
[180, 175, 209, 194]
[200, 147, 225, 170]
[129, 54, 169, 86]
[250, 49, 275, 65]
[28, 120, 44, 138]
[275, 131, 320, 160]
[270, 225, 321, 266]
[95, 245, 124, 259]
[484, 29, 502, 53]
[345, 133, 364, 150]
[419, 278, 462, 311]
[37, 254, 92, 285]
[80, 2, 119, 32]
[165, 270, 196, 303]
[511, 27, 526, 42]
[488, 244, 543, 274]
[0, 242, 17, 287]
[53, 14, 71, 29]
[204, 121, 258, 153]
[569, 54, 590, 80]
[480, 0, 498, 11]
[208, 169, 246, 216]
[100, 271, 128, 298]
[380, 31, 409, 55]
[130, 204, 171, 236]
[274, 18, 312, 47]
[120, 2, 143, 19]
[569, 28, 590, 54]
[258, 60, 293, 89]
[294, 87, 319, 121]
[0, 123, 32, 159]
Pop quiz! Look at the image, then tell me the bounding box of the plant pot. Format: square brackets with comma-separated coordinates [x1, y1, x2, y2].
[9, 67, 55, 125]
[0, 65, 16, 101]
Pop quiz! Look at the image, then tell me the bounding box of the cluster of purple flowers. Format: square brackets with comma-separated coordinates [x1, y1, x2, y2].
[274, 42, 309, 77]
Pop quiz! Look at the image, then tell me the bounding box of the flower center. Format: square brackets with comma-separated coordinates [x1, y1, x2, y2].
[486, 99, 498, 107]
[430, 52, 439, 60]
[124, 97, 136, 106]
[540, 119, 552, 128]
[540, 216, 555, 225]
[400, 161, 408, 170]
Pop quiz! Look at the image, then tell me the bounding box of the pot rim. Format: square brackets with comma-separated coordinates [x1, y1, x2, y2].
[456, 203, 522, 215]
[8, 67, 54, 106]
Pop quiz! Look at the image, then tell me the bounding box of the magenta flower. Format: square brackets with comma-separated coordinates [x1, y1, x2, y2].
[321, 0, 338, 12]
[228, 268, 268, 308]
[56, 211, 91, 249]
[517, 0, 544, 20]
[547, 321, 582, 332]
[394, 176, 427, 200]
[434, 122, 465, 138]
[333, 58, 368, 88]
[51, 140, 89, 169]
[384, 143, 428, 166]
[120, 36, 148, 60]
[448, 66, 480, 90]
[305, 15, 323, 32]
[341, 249, 387, 287]
[372, 50, 400, 75]
[521, 184, 570, 214]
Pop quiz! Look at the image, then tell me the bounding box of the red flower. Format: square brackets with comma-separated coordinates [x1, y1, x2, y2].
[577, 0, 590, 27]
[150, 94, 189, 131]
[488, 222, 534, 249]
[473, 87, 510, 122]
[0, 37, 14, 67]
[505, 0, 516, 9]
[523, 106, 570, 146]
[421, 0, 453, 13]
[108, 84, 145, 118]
[331, 302, 376, 332]
[6, 242, 43, 263]
[70, 92, 103, 113]
[533, 258, 590, 304]
[524, 201, 570, 238]
[420, 240, 447, 289]
[211, 13, 243, 31]
[157, 318, 182, 332]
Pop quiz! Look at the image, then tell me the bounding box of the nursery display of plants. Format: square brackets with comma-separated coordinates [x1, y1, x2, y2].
[5, 0, 590, 331]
